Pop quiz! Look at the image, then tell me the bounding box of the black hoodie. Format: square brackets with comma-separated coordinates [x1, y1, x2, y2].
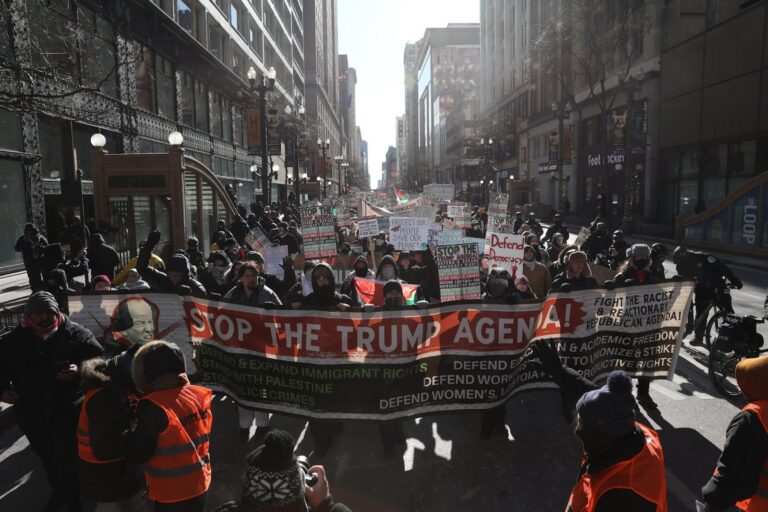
[304, 262, 351, 307]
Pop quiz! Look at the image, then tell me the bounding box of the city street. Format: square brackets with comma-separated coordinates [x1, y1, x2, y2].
[1, 255, 764, 512]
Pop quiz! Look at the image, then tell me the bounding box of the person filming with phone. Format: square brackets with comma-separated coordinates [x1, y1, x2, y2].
[0, 291, 103, 512]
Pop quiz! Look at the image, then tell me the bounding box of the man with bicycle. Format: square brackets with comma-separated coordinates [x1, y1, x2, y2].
[673, 246, 742, 346]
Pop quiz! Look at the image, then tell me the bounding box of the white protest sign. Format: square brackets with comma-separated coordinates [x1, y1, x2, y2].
[487, 232, 525, 272]
[488, 192, 510, 218]
[574, 226, 591, 248]
[448, 204, 471, 229]
[358, 216, 380, 238]
[438, 229, 464, 245]
[484, 223, 515, 255]
[263, 245, 288, 280]
[389, 217, 431, 251]
[413, 205, 436, 219]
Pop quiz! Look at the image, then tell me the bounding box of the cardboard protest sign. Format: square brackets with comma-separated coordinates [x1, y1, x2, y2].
[376, 216, 390, 234]
[245, 228, 271, 252]
[438, 230, 464, 246]
[487, 232, 525, 272]
[357, 216, 380, 238]
[435, 243, 482, 302]
[413, 205, 436, 219]
[263, 245, 288, 280]
[354, 278, 419, 306]
[301, 205, 337, 259]
[448, 203, 471, 229]
[574, 226, 591, 247]
[427, 222, 442, 249]
[71, 281, 693, 420]
[389, 217, 431, 251]
[488, 192, 510, 218]
[484, 223, 515, 256]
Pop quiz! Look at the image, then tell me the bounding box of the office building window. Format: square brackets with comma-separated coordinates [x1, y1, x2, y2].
[181, 72, 195, 127]
[194, 81, 209, 131]
[0, 159, 26, 269]
[0, 109, 22, 151]
[156, 54, 176, 120]
[178, 0, 193, 34]
[211, 91, 223, 138]
[135, 45, 156, 112]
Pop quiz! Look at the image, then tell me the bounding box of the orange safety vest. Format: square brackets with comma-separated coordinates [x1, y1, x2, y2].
[735, 400, 768, 511]
[141, 385, 213, 503]
[567, 422, 668, 512]
[77, 388, 135, 464]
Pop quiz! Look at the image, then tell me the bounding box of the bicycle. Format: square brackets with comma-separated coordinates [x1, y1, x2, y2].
[707, 296, 768, 398]
[685, 284, 736, 350]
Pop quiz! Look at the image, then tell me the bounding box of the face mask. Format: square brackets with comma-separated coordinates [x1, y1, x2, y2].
[524, 261, 537, 270]
[375, 239, 385, 247]
[385, 297, 404, 307]
[634, 258, 649, 270]
[355, 267, 368, 278]
[380, 266, 396, 280]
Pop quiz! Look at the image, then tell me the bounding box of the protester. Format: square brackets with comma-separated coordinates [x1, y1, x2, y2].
[223, 238, 243, 263]
[77, 356, 144, 510]
[112, 242, 166, 286]
[339, 255, 375, 305]
[543, 213, 569, 243]
[525, 234, 551, 267]
[245, 251, 296, 300]
[275, 221, 300, 255]
[649, 243, 668, 281]
[91, 274, 114, 291]
[522, 246, 552, 299]
[547, 233, 567, 263]
[187, 236, 206, 272]
[118, 268, 151, 291]
[514, 275, 537, 299]
[512, 211, 525, 233]
[608, 230, 629, 269]
[551, 251, 597, 292]
[63, 247, 90, 288]
[137, 231, 208, 298]
[130, 341, 212, 511]
[213, 430, 352, 512]
[526, 212, 543, 237]
[87, 232, 121, 281]
[212, 219, 234, 244]
[0, 291, 103, 512]
[44, 268, 74, 314]
[411, 250, 441, 303]
[202, 250, 233, 296]
[581, 222, 611, 260]
[375, 255, 401, 282]
[701, 356, 768, 510]
[15, 222, 48, 291]
[533, 342, 668, 511]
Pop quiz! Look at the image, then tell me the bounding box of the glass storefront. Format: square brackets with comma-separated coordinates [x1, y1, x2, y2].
[0, 160, 26, 270]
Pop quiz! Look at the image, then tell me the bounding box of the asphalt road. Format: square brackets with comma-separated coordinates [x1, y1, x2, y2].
[0, 237, 764, 511]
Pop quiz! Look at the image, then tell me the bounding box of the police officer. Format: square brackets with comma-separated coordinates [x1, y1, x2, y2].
[673, 246, 742, 346]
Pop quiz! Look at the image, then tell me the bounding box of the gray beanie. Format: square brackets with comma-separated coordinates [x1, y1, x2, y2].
[24, 291, 60, 315]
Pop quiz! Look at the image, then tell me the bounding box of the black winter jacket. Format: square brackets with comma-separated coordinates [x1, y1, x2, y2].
[87, 234, 121, 280]
[0, 316, 103, 427]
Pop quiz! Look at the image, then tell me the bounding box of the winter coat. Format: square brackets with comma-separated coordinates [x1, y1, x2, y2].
[223, 279, 282, 306]
[87, 233, 121, 280]
[0, 315, 103, 428]
[15, 232, 48, 266]
[522, 261, 553, 298]
[544, 223, 570, 242]
[303, 263, 352, 307]
[137, 246, 207, 298]
[551, 264, 598, 292]
[78, 358, 143, 502]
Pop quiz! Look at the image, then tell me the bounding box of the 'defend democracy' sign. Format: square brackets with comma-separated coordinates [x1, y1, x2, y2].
[69, 281, 693, 420]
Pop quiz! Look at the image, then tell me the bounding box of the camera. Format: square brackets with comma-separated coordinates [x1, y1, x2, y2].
[297, 455, 318, 486]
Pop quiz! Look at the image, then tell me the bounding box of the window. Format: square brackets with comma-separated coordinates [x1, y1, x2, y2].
[233, 107, 245, 146]
[38, 118, 67, 179]
[230, 2, 239, 32]
[211, 91, 223, 137]
[79, 5, 118, 97]
[222, 99, 232, 141]
[135, 45, 156, 112]
[156, 54, 176, 120]
[30, 0, 77, 76]
[0, 109, 22, 151]
[180, 72, 195, 127]
[178, 0, 194, 34]
[209, 23, 223, 60]
[194, 81, 209, 131]
[0, 159, 27, 269]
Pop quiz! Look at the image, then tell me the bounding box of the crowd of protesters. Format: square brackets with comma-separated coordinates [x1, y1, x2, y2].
[3, 198, 762, 512]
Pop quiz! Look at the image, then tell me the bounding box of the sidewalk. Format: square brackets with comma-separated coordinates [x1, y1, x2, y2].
[0, 271, 31, 308]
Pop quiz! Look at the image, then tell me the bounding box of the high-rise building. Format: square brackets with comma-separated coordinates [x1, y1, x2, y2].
[0, 0, 304, 273]
[402, 41, 421, 190]
[303, 0, 342, 181]
[395, 116, 406, 186]
[361, 139, 370, 189]
[338, 54, 360, 172]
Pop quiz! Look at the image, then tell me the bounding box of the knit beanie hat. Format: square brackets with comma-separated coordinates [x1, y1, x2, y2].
[91, 274, 111, 288]
[736, 355, 768, 402]
[576, 371, 636, 438]
[241, 430, 305, 509]
[246, 251, 265, 264]
[167, 254, 191, 275]
[132, 341, 186, 392]
[24, 291, 60, 314]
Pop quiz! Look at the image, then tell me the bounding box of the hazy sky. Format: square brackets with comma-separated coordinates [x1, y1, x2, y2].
[337, 0, 480, 188]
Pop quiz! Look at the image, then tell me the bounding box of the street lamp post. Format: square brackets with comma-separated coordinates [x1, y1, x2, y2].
[551, 101, 572, 213]
[284, 103, 305, 205]
[247, 65, 276, 205]
[480, 137, 494, 206]
[620, 72, 644, 233]
[341, 161, 349, 195]
[334, 155, 343, 197]
[318, 138, 330, 199]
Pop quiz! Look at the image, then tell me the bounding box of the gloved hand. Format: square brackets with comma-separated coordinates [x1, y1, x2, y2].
[176, 285, 192, 296]
[362, 304, 375, 312]
[416, 300, 430, 309]
[147, 230, 161, 249]
[280, 256, 293, 272]
[529, 340, 564, 378]
[603, 280, 616, 290]
[733, 279, 743, 290]
[559, 283, 572, 293]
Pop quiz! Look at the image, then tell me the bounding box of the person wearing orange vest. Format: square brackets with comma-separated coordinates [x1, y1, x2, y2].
[532, 341, 668, 512]
[77, 351, 144, 511]
[701, 356, 768, 511]
[130, 340, 213, 512]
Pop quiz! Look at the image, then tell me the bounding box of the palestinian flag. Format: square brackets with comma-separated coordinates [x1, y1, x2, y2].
[354, 278, 419, 306]
[393, 185, 409, 203]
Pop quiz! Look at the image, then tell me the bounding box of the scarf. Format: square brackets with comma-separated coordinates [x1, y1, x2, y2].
[22, 312, 63, 341]
[523, 260, 537, 271]
[208, 264, 230, 285]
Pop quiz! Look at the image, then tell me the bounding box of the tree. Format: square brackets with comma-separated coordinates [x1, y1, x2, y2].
[0, 0, 134, 117]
